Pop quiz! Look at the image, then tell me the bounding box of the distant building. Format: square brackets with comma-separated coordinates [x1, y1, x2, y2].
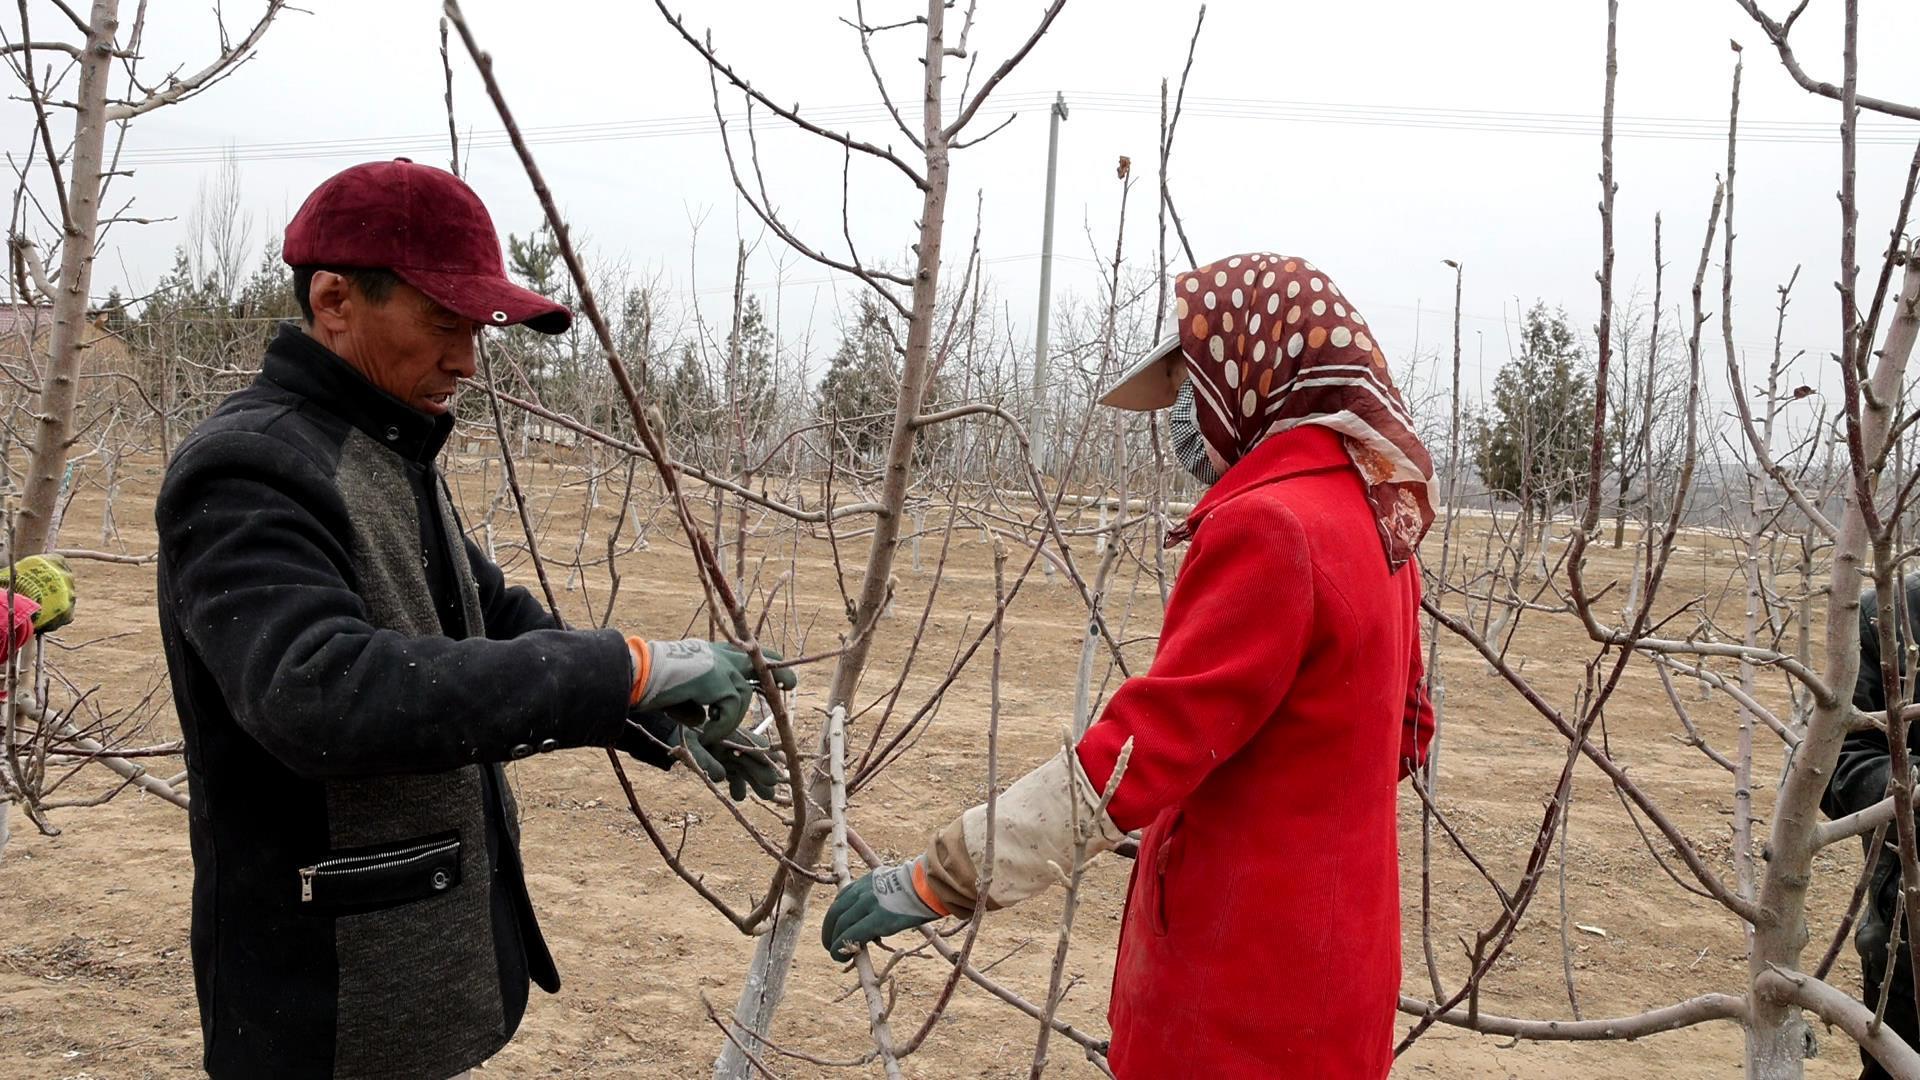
[0, 303, 133, 380]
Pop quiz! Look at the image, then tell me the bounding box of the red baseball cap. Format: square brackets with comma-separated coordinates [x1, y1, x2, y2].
[284, 158, 571, 335]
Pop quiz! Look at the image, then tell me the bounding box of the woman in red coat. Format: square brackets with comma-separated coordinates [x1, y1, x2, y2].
[824, 253, 1436, 1078]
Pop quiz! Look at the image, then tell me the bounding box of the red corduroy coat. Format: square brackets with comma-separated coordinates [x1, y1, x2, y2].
[1076, 424, 1433, 1079]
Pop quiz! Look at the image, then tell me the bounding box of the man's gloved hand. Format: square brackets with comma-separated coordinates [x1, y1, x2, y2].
[615, 706, 680, 771]
[0, 554, 74, 635]
[617, 703, 785, 802]
[711, 724, 784, 802]
[668, 724, 730, 786]
[821, 860, 942, 960]
[629, 639, 797, 740]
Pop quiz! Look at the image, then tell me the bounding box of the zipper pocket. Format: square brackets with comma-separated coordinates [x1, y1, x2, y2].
[297, 833, 461, 911]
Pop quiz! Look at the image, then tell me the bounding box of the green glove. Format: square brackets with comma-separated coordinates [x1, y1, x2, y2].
[821, 859, 941, 960]
[0, 554, 74, 635]
[634, 640, 797, 741]
[619, 702, 725, 776]
[623, 704, 783, 803]
[615, 707, 685, 772]
[670, 724, 729, 785]
[712, 725, 784, 802]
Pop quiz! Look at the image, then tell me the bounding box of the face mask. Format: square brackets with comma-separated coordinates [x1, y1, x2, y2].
[1169, 380, 1221, 486]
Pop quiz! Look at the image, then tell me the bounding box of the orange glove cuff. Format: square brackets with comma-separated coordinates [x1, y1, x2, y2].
[911, 859, 951, 918]
[626, 635, 650, 706]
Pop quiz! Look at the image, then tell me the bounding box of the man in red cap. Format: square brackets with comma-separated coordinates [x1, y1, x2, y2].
[155, 159, 790, 1080]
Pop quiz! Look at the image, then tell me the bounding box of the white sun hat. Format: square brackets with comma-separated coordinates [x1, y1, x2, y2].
[1096, 331, 1187, 411]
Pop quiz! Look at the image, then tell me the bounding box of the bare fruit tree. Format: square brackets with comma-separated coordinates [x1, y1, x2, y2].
[436, 0, 1214, 1072]
[53, 0, 1917, 1074]
[3, 0, 285, 556]
[1397, 3, 1920, 1078]
[0, 1, 286, 860]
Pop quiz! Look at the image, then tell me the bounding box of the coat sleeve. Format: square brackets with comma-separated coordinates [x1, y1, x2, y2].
[0, 591, 37, 662]
[1400, 565, 1436, 781]
[457, 534, 676, 771]
[158, 430, 637, 779]
[1074, 496, 1316, 833]
[1827, 587, 1898, 819]
[463, 536, 562, 640]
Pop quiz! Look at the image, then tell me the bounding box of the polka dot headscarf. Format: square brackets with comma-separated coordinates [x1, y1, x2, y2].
[1173, 252, 1435, 570]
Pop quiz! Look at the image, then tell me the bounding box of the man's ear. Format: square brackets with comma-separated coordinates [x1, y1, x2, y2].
[307, 271, 352, 332]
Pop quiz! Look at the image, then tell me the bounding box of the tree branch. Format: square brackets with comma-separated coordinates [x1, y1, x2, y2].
[1817, 794, 1896, 849]
[103, 1, 286, 121]
[1731, 0, 1920, 122]
[0, 41, 80, 58]
[1758, 966, 1920, 1076]
[652, 0, 929, 190]
[942, 0, 1068, 139]
[1397, 992, 1746, 1041]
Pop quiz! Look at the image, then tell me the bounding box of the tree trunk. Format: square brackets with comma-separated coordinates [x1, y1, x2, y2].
[713, 5, 953, 1074]
[1749, 255, 1920, 1080]
[15, 0, 118, 556]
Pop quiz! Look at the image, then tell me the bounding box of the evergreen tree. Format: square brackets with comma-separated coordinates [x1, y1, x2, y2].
[235, 239, 297, 324]
[724, 295, 777, 442]
[817, 294, 900, 461]
[501, 223, 577, 403]
[95, 287, 131, 335]
[665, 342, 720, 460]
[618, 285, 656, 395]
[1471, 302, 1601, 524]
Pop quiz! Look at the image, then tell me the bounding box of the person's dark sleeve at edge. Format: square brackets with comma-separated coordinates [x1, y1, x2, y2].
[1825, 583, 1911, 821]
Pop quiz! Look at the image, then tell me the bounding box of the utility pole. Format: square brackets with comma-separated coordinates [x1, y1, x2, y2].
[1030, 91, 1068, 473]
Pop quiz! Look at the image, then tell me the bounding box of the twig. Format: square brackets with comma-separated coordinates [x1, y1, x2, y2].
[1029, 736, 1131, 1078]
[827, 703, 903, 1078]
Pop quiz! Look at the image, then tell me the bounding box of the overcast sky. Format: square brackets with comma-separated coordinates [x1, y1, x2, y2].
[17, 0, 1920, 405]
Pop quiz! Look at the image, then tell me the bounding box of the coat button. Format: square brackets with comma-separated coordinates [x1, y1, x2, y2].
[430, 869, 450, 890]
[509, 743, 533, 760]
[538, 738, 558, 753]
[384, 425, 400, 441]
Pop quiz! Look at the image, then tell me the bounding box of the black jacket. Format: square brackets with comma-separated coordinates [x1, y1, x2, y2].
[1823, 579, 1920, 823]
[157, 325, 670, 1080]
[1823, 577, 1920, 1078]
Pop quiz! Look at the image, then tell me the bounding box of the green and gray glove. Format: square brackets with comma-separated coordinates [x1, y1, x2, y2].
[614, 706, 695, 772]
[620, 702, 786, 803]
[712, 724, 784, 801]
[821, 859, 942, 959]
[630, 638, 797, 741]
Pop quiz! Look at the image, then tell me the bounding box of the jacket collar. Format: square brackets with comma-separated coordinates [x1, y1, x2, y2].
[1167, 423, 1353, 545]
[260, 321, 452, 463]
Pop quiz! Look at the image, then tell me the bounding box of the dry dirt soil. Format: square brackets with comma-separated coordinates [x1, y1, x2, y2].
[0, 452, 1872, 1079]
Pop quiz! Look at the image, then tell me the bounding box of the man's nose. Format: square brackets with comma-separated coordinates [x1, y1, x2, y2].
[447, 333, 478, 380]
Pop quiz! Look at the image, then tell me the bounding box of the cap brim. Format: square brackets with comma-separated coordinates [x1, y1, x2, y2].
[1097, 333, 1186, 410]
[395, 267, 574, 335]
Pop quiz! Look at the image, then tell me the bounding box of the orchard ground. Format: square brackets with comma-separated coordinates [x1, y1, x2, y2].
[0, 452, 1861, 1078]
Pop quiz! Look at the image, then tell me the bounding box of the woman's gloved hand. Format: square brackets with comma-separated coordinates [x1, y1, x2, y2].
[0, 554, 75, 635]
[821, 860, 943, 959]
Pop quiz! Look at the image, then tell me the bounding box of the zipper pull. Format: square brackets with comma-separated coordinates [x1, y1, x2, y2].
[299, 866, 315, 902]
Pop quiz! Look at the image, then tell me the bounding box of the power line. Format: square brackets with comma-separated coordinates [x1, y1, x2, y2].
[1072, 92, 1918, 145]
[109, 91, 1918, 168]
